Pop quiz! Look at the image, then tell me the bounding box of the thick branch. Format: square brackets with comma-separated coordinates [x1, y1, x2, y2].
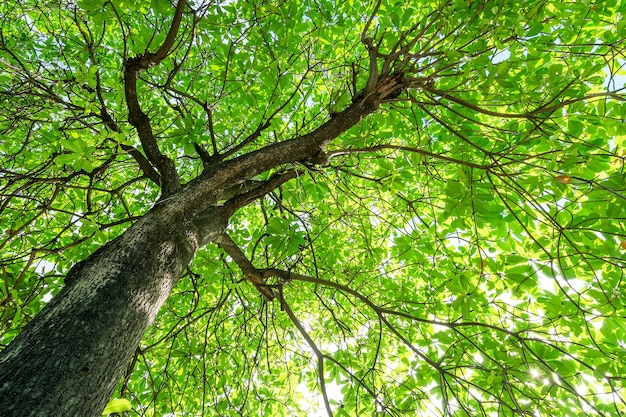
[123, 67, 180, 195]
[153, 0, 187, 62]
[221, 169, 301, 215]
[362, 37, 379, 94]
[153, 73, 407, 225]
[123, 0, 187, 196]
[99, 110, 162, 185]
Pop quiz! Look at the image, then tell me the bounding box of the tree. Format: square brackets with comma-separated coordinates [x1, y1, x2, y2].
[0, 0, 624, 415]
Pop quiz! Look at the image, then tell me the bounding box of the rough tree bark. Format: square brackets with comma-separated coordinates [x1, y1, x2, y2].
[0, 206, 226, 417]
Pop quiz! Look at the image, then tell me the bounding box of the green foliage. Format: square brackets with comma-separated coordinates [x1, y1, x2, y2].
[1, 0, 625, 416]
[102, 398, 132, 415]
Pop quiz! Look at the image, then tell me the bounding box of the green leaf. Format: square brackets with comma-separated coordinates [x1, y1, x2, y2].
[77, 0, 106, 11]
[151, 0, 170, 15]
[54, 153, 78, 166]
[102, 398, 131, 415]
[526, 22, 544, 36]
[60, 139, 87, 154]
[593, 362, 612, 380]
[567, 120, 585, 136]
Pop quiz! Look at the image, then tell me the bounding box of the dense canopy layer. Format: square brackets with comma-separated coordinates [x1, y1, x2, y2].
[0, 0, 625, 416]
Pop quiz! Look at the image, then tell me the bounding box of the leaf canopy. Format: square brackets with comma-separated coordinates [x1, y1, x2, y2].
[1, 0, 625, 416]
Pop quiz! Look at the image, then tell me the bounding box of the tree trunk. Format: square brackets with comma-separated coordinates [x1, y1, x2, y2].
[0, 207, 227, 417]
[0, 75, 402, 415]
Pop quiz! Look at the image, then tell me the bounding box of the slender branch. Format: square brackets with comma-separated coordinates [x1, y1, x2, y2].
[416, 101, 493, 155]
[322, 354, 388, 412]
[220, 120, 271, 162]
[215, 233, 276, 300]
[279, 296, 334, 417]
[3, 22, 162, 186]
[360, 0, 382, 44]
[221, 65, 313, 161]
[423, 84, 625, 119]
[262, 269, 530, 350]
[327, 144, 492, 169]
[73, 15, 162, 186]
[380, 22, 421, 76]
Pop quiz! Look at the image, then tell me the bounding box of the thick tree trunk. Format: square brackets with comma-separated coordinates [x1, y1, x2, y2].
[0, 207, 227, 417]
[0, 74, 403, 415]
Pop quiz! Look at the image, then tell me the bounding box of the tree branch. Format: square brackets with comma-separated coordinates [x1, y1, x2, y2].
[327, 144, 492, 169]
[124, 62, 180, 195]
[153, 0, 187, 62]
[221, 169, 301, 215]
[123, 0, 187, 196]
[263, 269, 444, 370]
[279, 295, 333, 417]
[214, 233, 276, 300]
[150, 41, 408, 225]
[422, 84, 625, 119]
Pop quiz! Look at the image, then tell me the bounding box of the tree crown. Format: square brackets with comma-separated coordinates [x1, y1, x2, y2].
[1, 0, 625, 415]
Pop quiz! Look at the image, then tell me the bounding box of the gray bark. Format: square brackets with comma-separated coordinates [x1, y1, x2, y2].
[0, 207, 227, 417]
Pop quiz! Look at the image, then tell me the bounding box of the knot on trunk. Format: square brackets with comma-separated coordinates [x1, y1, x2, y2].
[360, 71, 407, 110]
[377, 72, 406, 101]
